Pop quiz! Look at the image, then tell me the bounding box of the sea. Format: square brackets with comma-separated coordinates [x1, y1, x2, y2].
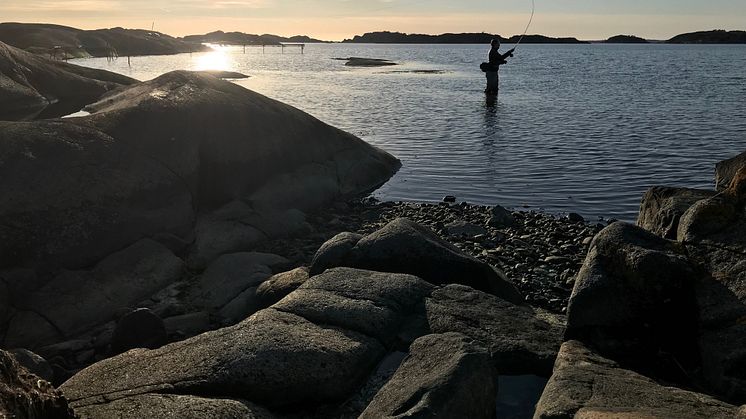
[70, 43, 746, 221]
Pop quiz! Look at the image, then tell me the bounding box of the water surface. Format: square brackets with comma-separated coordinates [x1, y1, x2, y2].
[71, 43, 746, 220]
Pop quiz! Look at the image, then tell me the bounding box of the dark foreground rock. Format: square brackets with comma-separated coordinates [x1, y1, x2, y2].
[8, 349, 54, 383]
[0, 349, 74, 418]
[61, 264, 561, 418]
[677, 168, 746, 403]
[1, 70, 400, 369]
[110, 308, 167, 354]
[359, 333, 495, 419]
[427, 284, 564, 377]
[566, 222, 699, 377]
[535, 341, 746, 419]
[0, 40, 135, 120]
[310, 218, 524, 304]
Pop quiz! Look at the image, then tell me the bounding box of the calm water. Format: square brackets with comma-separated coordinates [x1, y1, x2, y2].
[71, 43, 746, 220]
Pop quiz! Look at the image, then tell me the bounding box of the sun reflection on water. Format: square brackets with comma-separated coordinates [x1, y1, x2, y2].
[195, 44, 232, 71]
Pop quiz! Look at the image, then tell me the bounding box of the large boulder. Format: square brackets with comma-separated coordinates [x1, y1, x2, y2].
[677, 169, 746, 403]
[566, 222, 700, 376]
[75, 70, 400, 211]
[637, 186, 715, 239]
[426, 284, 564, 377]
[716, 150, 746, 191]
[535, 341, 746, 419]
[4, 239, 184, 349]
[110, 308, 167, 354]
[0, 40, 135, 119]
[0, 349, 75, 418]
[359, 333, 495, 419]
[310, 218, 524, 304]
[678, 167, 746, 250]
[0, 121, 194, 271]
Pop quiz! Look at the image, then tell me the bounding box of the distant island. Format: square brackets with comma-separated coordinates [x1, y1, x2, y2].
[0, 22, 209, 59]
[342, 31, 587, 44]
[342, 31, 503, 44]
[182, 30, 329, 46]
[605, 35, 649, 44]
[667, 30, 746, 44]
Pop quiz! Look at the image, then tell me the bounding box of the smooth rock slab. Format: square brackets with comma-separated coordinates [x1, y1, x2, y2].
[426, 284, 564, 377]
[273, 268, 434, 345]
[359, 333, 495, 419]
[73, 394, 274, 419]
[61, 308, 385, 409]
[535, 341, 746, 419]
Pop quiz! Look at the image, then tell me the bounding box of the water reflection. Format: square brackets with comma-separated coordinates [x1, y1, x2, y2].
[195, 44, 231, 71]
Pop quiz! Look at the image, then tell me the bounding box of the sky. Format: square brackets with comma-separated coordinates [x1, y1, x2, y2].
[1, 0, 745, 41]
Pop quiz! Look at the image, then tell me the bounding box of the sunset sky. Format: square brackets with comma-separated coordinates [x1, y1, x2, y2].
[2, 0, 745, 41]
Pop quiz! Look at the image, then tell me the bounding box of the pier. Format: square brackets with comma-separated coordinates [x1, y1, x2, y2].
[241, 43, 305, 54]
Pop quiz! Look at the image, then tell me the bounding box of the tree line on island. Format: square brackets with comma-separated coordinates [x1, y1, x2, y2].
[0, 22, 743, 59]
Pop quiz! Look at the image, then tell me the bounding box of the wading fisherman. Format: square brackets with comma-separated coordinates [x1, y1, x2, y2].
[482, 39, 514, 95]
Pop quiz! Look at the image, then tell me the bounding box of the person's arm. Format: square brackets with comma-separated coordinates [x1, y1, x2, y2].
[500, 48, 515, 60]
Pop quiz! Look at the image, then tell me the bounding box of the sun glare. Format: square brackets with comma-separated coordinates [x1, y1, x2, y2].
[194, 44, 232, 71]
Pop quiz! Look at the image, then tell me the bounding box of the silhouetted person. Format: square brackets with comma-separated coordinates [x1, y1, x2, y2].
[483, 39, 514, 95]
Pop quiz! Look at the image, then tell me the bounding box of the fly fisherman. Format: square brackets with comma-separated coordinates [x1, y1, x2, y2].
[483, 38, 514, 95]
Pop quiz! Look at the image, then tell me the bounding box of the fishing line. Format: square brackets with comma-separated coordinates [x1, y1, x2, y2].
[512, 0, 536, 50]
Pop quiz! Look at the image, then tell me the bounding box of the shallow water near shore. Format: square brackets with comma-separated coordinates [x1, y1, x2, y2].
[71, 43, 746, 221]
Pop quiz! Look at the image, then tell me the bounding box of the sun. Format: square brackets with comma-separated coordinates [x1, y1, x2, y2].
[194, 44, 232, 71]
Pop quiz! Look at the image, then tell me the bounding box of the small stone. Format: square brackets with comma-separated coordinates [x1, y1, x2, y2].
[568, 213, 585, 223]
[544, 256, 570, 265]
[488, 205, 516, 228]
[582, 236, 594, 246]
[443, 195, 457, 203]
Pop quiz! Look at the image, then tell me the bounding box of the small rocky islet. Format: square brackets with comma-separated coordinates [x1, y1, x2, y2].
[2, 39, 746, 419]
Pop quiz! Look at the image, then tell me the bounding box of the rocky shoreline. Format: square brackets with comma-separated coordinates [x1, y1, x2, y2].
[256, 199, 604, 313]
[2, 39, 746, 419]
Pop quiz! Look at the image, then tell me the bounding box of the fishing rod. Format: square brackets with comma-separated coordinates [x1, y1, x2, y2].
[512, 0, 536, 50]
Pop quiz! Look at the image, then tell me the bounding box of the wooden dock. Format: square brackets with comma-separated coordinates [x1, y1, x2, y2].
[240, 43, 305, 54]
